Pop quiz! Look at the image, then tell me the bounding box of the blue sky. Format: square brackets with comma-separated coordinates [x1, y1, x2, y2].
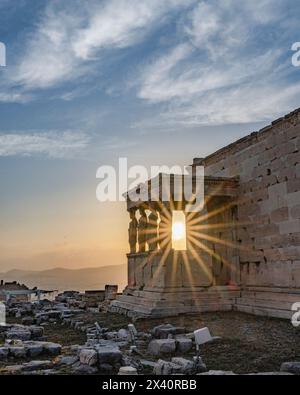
[0, 0, 300, 271]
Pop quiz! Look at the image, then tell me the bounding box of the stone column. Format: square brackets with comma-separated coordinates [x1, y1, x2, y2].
[128, 209, 138, 253]
[138, 207, 148, 252]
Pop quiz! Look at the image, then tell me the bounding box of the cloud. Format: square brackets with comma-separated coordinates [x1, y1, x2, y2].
[0, 131, 90, 158]
[0, 92, 31, 103]
[159, 81, 300, 126]
[183, 0, 284, 53]
[139, 45, 282, 103]
[136, 0, 300, 126]
[2, 0, 299, 128]
[72, 0, 192, 59]
[8, 0, 194, 90]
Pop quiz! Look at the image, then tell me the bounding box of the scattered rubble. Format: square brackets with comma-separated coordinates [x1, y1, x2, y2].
[1, 288, 298, 376]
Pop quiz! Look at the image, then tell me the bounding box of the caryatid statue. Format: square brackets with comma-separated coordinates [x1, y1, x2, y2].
[128, 209, 138, 253]
[147, 208, 158, 251]
[138, 207, 148, 252]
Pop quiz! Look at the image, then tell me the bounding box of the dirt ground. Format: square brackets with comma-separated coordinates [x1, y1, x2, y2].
[135, 311, 300, 374]
[64, 310, 300, 373]
[5, 311, 300, 374]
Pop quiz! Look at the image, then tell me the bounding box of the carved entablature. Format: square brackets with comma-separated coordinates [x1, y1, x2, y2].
[124, 173, 239, 212]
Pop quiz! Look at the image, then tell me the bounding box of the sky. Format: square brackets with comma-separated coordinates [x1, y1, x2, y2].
[0, 0, 300, 272]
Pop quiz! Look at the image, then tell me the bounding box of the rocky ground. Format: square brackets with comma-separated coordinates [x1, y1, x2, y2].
[1, 294, 300, 375]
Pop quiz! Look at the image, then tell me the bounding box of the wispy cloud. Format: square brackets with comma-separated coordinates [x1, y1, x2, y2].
[0, 92, 32, 103]
[1, 0, 299, 128]
[136, 0, 300, 126]
[0, 131, 90, 158]
[6, 0, 194, 91]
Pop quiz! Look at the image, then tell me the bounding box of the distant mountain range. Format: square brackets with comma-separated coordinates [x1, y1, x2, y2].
[0, 264, 127, 293]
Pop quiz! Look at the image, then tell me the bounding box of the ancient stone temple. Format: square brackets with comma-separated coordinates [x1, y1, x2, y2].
[110, 108, 300, 319]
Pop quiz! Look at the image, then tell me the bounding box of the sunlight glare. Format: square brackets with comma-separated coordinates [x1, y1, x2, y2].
[172, 211, 186, 250]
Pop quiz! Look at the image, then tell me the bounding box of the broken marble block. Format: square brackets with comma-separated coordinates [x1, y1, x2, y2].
[0, 347, 9, 360]
[24, 341, 44, 357]
[6, 328, 31, 341]
[22, 360, 53, 372]
[118, 366, 138, 375]
[21, 316, 35, 326]
[9, 346, 26, 358]
[280, 361, 300, 374]
[175, 338, 192, 353]
[42, 342, 62, 356]
[148, 339, 176, 356]
[171, 357, 195, 374]
[58, 355, 79, 366]
[117, 328, 129, 340]
[79, 348, 98, 366]
[96, 345, 123, 365]
[28, 325, 44, 339]
[72, 363, 98, 375]
[198, 370, 236, 375]
[194, 327, 213, 346]
[152, 360, 176, 376]
[151, 324, 185, 339]
[153, 359, 183, 375]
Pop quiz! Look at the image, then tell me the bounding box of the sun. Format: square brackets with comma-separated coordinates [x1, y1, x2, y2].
[171, 211, 187, 250]
[172, 221, 185, 241]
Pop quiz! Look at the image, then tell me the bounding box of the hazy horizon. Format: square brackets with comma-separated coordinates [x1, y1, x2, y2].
[0, 263, 128, 293]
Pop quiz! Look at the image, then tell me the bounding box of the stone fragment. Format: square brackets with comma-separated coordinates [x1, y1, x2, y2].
[151, 324, 185, 339]
[21, 316, 34, 326]
[58, 355, 79, 366]
[0, 347, 9, 360]
[70, 344, 81, 352]
[198, 370, 236, 375]
[73, 363, 98, 374]
[9, 346, 26, 358]
[280, 361, 300, 374]
[148, 339, 176, 356]
[97, 346, 123, 365]
[153, 359, 182, 375]
[43, 342, 62, 356]
[118, 366, 138, 375]
[79, 348, 98, 366]
[128, 324, 138, 337]
[175, 338, 192, 353]
[5, 339, 23, 347]
[247, 372, 293, 375]
[29, 326, 44, 339]
[6, 328, 31, 341]
[22, 360, 52, 372]
[193, 356, 207, 373]
[194, 327, 213, 346]
[171, 357, 194, 374]
[140, 359, 157, 369]
[105, 331, 117, 340]
[118, 328, 129, 340]
[24, 342, 43, 357]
